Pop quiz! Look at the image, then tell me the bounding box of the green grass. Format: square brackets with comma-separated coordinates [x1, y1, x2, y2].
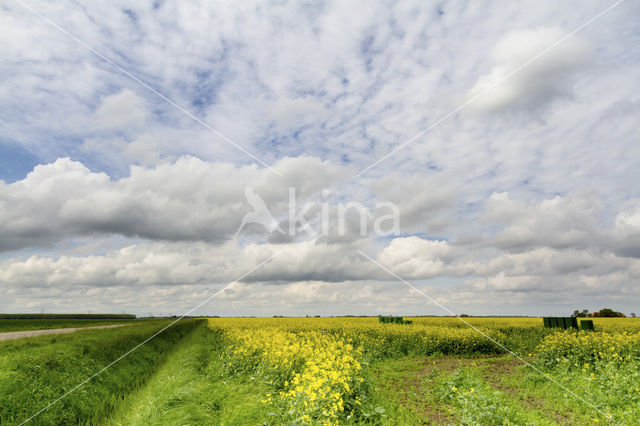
[521, 359, 640, 423]
[435, 364, 560, 425]
[0, 319, 203, 425]
[3, 318, 635, 424]
[0, 318, 144, 333]
[367, 355, 625, 425]
[367, 357, 458, 425]
[107, 323, 274, 425]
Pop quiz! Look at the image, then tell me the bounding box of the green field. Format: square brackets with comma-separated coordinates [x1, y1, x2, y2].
[0, 318, 143, 333]
[1, 317, 638, 424]
[0, 319, 201, 425]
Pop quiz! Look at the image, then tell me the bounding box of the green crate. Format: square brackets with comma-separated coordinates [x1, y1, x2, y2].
[379, 316, 412, 325]
[543, 317, 578, 329]
[580, 320, 595, 331]
[567, 317, 578, 329]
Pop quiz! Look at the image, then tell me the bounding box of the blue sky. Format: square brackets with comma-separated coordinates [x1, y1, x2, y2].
[0, 143, 40, 183]
[1, 0, 640, 316]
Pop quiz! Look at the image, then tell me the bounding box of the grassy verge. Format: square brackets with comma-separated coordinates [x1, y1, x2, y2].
[435, 364, 559, 425]
[0, 318, 144, 333]
[107, 323, 273, 425]
[368, 357, 458, 424]
[0, 318, 202, 425]
[369, 355, 615, 425]
[515, 360, 639, 423]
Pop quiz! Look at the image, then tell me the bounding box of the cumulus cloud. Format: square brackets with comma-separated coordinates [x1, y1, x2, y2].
[613, 203, 640, 258]
[377, 237, 458, 279]
[3, 232, 640, 316]
[483, 192, 603, 252]
[0, 239, 379, 289]
[2, 158, 639, 315]
[0, 155, 472, 251]
[467, 27, 591, 113]
[0, 156, 348, 251]
[1, 0, 639, 315]
[371, 174, 456, 233]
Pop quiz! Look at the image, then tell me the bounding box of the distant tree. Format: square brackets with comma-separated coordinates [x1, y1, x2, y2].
[592, 308, 624, 318]
[571, 309, 590, 317]
[631, 313, 637, 318]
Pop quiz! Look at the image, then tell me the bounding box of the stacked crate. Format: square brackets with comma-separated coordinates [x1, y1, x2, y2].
[378, 316, 413, 325]
[542, 317, 594, 331]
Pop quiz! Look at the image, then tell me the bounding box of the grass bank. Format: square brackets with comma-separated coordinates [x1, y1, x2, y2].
[107, 323, 273, 425]
[369, 355, 623, 424]
[0, 318, 202, 425]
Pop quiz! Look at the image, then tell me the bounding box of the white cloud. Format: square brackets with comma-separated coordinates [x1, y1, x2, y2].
[0, 156, 348, 251]
[266, 96, 328, 131]
[3, 233, 640, 316]
[2, 158, 640, 315]
[467, 27, 591, 113]
[371, 174, 456, 233]
[0, 239, 377, 289]
[92, 89, 149, 131]
[1, 0, 639, 315]
[377, 237, 456, 279]
[484, 192, 603, 252]
[613, 203, 640, 258]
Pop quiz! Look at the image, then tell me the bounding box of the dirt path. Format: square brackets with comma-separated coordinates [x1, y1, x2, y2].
[0, 323, 132, 342]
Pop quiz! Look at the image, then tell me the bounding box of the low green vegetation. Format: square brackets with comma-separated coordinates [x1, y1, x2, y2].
[0, 318, 142, 333]
[107, 322, 273, 425]
[0, 319, 202, 425]
[2, 317, 639, 424]
[369, 355, 612, 425]
[0, 314, 137, 319]
[367, 357, 457, 424]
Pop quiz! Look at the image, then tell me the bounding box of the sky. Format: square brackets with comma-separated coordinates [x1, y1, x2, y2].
[1, 0, 639, 317]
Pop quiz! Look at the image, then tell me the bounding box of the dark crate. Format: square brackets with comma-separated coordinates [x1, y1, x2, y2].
[543, 317, 578, 330]
[580, 320, 595, 331]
